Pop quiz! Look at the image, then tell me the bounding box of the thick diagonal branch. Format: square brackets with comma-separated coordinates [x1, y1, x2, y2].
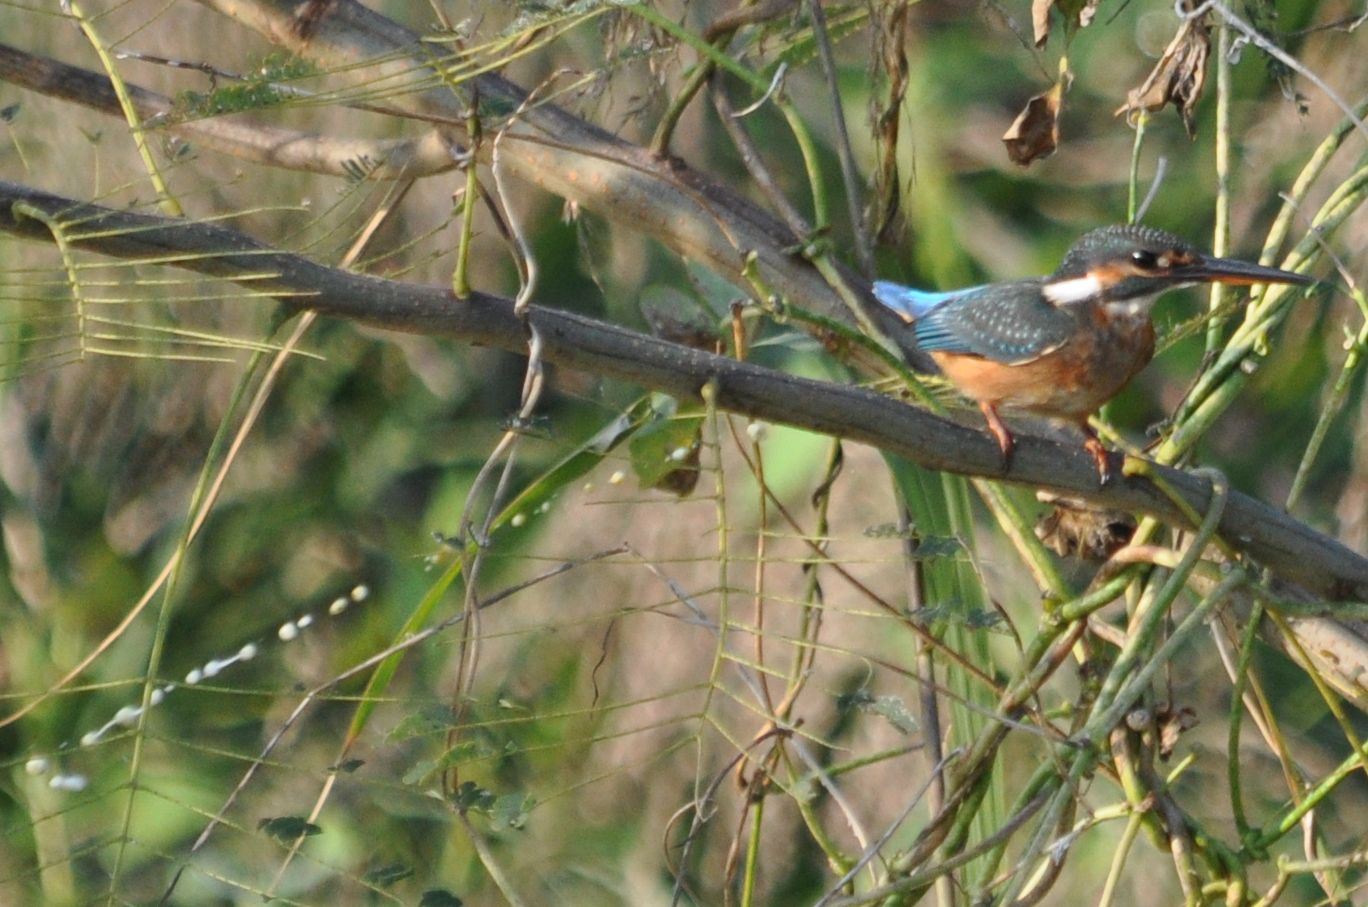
[3, 178, 1366, 607]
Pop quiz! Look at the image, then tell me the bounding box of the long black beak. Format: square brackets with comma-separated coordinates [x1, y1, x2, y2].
[1173, 255, 1314, 287]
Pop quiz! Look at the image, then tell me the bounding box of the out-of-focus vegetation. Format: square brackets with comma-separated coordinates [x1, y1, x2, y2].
[0, 1, 1366, 905]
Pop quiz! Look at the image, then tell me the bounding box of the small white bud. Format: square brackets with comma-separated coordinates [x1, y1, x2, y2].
[278, 622, 299, 642]
[50, 774, 88, 792]
[350, 584, 370, 602]
[609, 470, 626, 485]
[329, 597, 349, 616]
[25, 758, 50, 776]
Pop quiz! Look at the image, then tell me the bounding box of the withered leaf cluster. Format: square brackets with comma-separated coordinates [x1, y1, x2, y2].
[1003, 79, 1065, 166]
[1035, 494, 1137, 561]
[1008, 0, 1213, 166]
[1032, 0, 1102, 47]
[1116, 6, 1213, 138]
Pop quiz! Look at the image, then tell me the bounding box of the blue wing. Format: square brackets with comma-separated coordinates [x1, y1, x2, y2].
[874, 278, 1077, 365]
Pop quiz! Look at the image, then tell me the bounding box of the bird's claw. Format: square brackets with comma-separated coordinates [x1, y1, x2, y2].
[979, 402, 1016, 475]
[1083, 436, 1112, 485]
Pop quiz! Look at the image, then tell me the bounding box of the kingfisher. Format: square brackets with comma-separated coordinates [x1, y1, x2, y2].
[873, 224, 1313, 483]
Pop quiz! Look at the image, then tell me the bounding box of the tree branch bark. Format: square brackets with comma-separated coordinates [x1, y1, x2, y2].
[0, 42, 458, 180]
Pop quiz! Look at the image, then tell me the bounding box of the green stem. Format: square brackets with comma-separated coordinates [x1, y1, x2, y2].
[1098, 810, 1146, 907]
[1127, 112, 1148, 223]
[1087, 473, 1231, 728]
[741, 793, 765, 907]
[1228, 599, 1265, 844]
[107, 311, 292, 894]
[1206, 22, 1232, 354]
[66, 1, 182, 217]
[1261, 95, 1368, 265]
[624, 3, 772, 93]
[803, 0, 872, 274]
[1286, 286, 1368, 510]
[452, 111, 481, 298]
[1252, 731, 1368, 849]
[652, 60, 715, 154]
[1162, 163, 1368, 458]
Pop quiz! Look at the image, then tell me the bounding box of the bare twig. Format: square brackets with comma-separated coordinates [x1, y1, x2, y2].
[0, 42, 458, 179]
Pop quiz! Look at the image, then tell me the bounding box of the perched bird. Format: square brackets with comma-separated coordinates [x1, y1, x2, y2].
[873, 224, 1313, 482]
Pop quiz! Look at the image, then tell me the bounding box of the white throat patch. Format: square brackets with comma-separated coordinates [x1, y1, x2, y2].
[1042, 274, 1103, 305]
[1103, 295, 1161, 318]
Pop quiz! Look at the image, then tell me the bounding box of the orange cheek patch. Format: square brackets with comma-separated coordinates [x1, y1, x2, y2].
[1090, 263, 1128, 284]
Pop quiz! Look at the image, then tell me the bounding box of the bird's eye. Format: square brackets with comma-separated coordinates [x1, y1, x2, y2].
[1130, 250, 1159, 270]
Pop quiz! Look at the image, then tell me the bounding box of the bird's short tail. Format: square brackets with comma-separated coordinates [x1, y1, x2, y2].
[871, 280, 979, 322]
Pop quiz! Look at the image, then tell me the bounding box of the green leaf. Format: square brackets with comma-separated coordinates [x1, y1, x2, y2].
[639, 284, 722, 347]
[387, 705, 459, 741]
[401, 758, 439, 787]
[862, 525, 964, 559]
[868, 695, 919, 735]
[362, 862, 414, 887]
[257, 816, 322, 842]
[836, 688, 876, 712]
[491, 792, 535, 830]
[836, 690, 918, 734]
[492, 397, 654, 532]
[403, 740, 494, 785]
[452, 781, 496, 813]
[909, 604, 1005, 634]
[628, 403, 704, 494]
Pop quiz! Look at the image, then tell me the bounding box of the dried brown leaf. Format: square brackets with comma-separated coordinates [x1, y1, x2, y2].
[1003, 81, 1064, 166]
[1033, 0, 1053, 47]
[1033, 0, 1103, 47]
[1035, 494, 1137, 560]
[1156, 705, 1198, 759]
[871, 1, 912, 242]
[1116, 11, 1212, 138]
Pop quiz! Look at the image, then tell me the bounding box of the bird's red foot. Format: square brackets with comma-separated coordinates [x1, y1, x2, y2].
[1082, 432, 1112, 485]
[979, 402, 1015, 474]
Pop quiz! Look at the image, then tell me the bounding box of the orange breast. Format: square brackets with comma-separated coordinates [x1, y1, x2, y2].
[930, 313, 1155, 421]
